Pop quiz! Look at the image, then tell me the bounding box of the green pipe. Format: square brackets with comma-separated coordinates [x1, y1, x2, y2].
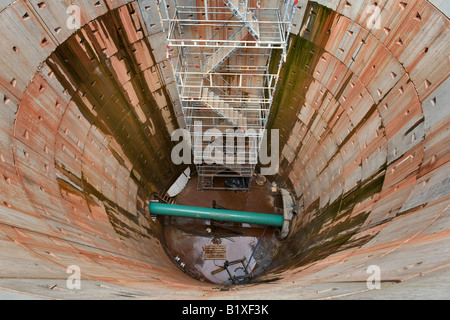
[149, 202, 283, 227]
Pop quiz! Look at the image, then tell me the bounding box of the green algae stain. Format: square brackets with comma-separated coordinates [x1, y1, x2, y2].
[271, 166, 386, 273]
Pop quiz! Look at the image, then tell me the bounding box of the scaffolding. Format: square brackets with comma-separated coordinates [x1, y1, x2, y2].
[157, 0, 295, 190]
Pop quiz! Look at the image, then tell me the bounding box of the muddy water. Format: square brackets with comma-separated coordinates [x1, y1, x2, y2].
[162, 176, 281, 284]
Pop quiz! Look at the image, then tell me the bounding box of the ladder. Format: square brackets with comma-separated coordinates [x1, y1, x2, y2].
[155, 192, 176, 205]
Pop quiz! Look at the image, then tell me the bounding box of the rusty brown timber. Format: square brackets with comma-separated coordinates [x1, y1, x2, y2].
[0, 0, 448, 299]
